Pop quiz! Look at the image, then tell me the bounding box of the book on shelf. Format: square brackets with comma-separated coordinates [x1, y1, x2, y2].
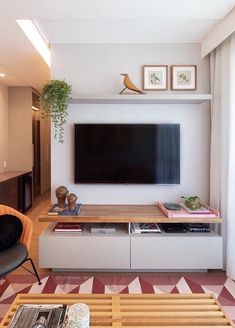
[91, 223, 116, 233]
[48, 203, 82, 216]
[8, 303, 67, 328]
[158, 201, 220, 218]
[186, 223, 210, 232]
[180, 202, 211, 214]
[131, 223, 161, 234]
[161, 223, 188, 233]
[53, 222, 84, 233]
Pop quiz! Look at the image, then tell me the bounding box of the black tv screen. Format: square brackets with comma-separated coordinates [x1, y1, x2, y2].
[75, 124, 180, 184]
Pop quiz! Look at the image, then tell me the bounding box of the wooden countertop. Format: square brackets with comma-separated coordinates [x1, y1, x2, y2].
[0, 170, 31, 183]
[38, 204, 222, 224]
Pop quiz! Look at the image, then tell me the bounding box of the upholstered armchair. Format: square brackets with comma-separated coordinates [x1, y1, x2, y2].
[0, 205, 41, 284]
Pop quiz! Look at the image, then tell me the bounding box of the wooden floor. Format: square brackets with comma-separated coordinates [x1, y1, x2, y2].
[18, 191, 51, 274]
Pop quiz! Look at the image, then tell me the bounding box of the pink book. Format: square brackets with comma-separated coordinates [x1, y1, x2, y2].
[158, 201, 220, 218]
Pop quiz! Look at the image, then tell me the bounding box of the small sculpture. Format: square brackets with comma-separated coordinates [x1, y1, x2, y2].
[120, 73, 146, 94]
[67, 193, 78, 211]
[55, 185, 69, 209]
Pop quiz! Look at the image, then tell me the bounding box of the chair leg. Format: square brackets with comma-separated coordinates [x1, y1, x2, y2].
[25, 258, 42, 285]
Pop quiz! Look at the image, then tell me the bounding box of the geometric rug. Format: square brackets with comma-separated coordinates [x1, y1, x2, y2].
[1, 273, 235, 322]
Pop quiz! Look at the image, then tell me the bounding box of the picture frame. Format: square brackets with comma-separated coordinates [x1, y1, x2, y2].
[142, 65, 168, 91]
[171, 65, 197, 90]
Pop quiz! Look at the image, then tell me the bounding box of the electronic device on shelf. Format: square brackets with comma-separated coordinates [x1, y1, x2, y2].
[161, 223, 187, 233]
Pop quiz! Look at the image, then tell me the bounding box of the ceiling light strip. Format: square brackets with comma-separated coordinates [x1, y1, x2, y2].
[16, 19, 51, 67]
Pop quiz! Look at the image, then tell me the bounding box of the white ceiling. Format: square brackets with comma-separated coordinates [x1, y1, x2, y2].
[0, 0, 234, 89]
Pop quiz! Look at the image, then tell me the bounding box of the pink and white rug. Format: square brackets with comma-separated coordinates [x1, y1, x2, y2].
[1, 273, 235, 322]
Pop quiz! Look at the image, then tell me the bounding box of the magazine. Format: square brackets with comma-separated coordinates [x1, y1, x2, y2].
[131, 223, 161, 233]
[48, 203, 82, 216]
[8, 304, 67, 328]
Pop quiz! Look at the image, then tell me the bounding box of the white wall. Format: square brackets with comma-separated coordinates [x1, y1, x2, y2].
[51, 43, 210, 204]
[0, 83, 9, 173]
[52, 43, 210, 95]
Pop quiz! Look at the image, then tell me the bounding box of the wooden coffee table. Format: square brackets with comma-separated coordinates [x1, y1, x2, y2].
[1, 293, 234, 327]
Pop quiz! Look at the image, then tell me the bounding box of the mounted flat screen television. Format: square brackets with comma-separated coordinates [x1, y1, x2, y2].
[75, 124, 180, 184]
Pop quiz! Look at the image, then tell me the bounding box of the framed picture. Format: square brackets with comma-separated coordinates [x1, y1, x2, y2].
[171, 65, 197, 90]
[142, 65, 168, 91]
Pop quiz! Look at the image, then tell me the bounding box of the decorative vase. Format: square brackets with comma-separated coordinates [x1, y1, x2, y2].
[65, 303, 89, 328]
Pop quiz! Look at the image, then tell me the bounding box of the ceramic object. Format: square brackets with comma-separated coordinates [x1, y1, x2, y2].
[67, 193, 78, 211]
[55, 186, 69, 208]
[163, 202, 182, 210]
[65, 303, 89, 328]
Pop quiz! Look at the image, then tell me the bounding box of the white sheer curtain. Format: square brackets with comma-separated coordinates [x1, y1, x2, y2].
[210, 33, 235, 279]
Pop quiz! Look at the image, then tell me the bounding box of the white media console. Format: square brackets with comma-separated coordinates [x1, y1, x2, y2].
[38, 205, 223, 271]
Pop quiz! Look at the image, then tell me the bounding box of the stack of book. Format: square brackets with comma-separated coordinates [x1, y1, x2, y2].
[53, 222, 84, 233]
[180, 203, 211, 214]
[91, 223, 116, 234]
[131, 223, 161, 234]
[186, 223, 210, 232]
[48, 203, 82, 216]
[161, 223, 188, 233]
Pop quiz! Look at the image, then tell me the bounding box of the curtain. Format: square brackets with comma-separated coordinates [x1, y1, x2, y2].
[210, 33, 235, 279]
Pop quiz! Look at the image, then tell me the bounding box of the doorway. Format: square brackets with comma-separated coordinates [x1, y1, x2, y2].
[32, 114, 41, 198]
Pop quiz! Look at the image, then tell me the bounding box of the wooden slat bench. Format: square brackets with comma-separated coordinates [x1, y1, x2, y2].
[1, 293, 234, 327]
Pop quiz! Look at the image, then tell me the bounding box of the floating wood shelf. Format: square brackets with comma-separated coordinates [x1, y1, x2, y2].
[38, 204, 222, 224]
[69, 94, 212, 104]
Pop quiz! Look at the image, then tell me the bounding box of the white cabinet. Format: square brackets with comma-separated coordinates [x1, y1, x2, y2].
[39, 223, 223, 271]
[39, 224, 130, 270]
[130, 232, 223, 270]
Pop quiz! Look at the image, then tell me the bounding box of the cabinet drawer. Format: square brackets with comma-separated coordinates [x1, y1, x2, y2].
[40, 234, 130, 269]
[131, 233, 223, 270]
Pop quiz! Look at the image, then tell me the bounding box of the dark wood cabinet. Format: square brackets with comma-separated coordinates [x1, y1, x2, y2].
[0, 171, 32, 213]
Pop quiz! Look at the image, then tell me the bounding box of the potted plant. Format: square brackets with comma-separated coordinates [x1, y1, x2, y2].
[40, 79, 72, 143]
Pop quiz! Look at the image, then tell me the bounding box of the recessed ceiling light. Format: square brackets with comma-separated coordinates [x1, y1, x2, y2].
[32, 106, 40, 111]
[16, 19, 51, 67]
[0, 73, 5, 77]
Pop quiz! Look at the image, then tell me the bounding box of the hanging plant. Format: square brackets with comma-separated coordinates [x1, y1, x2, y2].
[40, 79, 72, 143]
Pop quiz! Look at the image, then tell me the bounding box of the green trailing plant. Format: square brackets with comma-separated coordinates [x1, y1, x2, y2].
[181, 195, 202, 210]
[40, 79, 72, 143]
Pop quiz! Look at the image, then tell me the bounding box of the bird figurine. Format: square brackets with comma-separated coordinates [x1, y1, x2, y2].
[120, 73, 146, 94]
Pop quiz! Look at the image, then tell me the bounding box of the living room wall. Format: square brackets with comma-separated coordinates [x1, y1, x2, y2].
[0, 83, 8, 174]
[51, 43, 210, 204]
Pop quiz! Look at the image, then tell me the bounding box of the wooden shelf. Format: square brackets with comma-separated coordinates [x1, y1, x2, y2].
[38, 204, 222, 224]
[69, 94, 212, 104]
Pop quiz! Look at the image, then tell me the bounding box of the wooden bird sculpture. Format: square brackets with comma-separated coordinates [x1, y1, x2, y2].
[120, 73, 146, 94]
